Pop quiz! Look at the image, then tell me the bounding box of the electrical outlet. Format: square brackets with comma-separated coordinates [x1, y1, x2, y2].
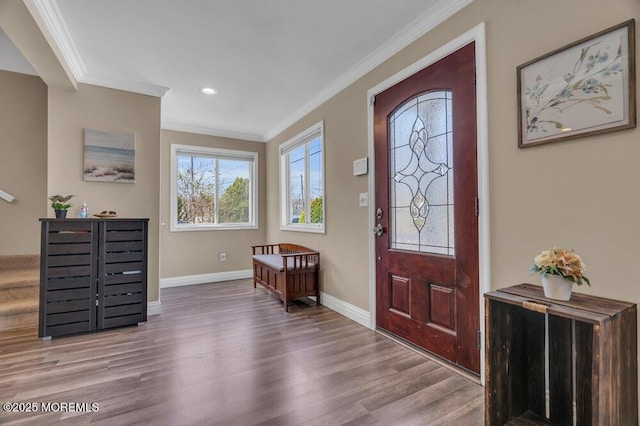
[219, 252, 227, 262]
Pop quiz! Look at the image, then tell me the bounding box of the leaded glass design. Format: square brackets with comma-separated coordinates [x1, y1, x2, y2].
[390, 91, 454, 255]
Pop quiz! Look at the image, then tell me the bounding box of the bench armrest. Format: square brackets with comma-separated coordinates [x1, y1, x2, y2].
[252, 244, 279, 255]
[281, 252, 320, 271]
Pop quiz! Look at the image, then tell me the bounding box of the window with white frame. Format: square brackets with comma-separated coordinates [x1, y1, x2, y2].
[170, 144, 257, 231]
[280, 121, 325, 233]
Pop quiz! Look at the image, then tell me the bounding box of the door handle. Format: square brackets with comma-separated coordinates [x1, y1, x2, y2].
[373, 223, 384, 237]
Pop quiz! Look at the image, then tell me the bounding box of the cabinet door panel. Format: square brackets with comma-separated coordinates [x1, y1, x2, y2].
[39, 220, 98, 338]
[98, 220, 148, 330]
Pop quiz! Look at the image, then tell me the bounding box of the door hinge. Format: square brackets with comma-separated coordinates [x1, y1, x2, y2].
[370, 95, 376, 106]
[477, 330, 481, 349]
[475, 197, 479, 216]
[96, 300, 99, 306]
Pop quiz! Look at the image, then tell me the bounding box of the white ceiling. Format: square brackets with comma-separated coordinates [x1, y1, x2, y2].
[1, 0, 471, 141]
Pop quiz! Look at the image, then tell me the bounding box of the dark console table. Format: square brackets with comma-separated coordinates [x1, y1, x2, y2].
[39, 218, 148, 338]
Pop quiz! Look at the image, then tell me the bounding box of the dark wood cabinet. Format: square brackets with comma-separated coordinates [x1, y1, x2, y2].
[39, 218, 148, 338]
[485, 284, 637, 425]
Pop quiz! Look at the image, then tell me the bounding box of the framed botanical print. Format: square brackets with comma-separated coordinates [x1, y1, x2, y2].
[518, 20, 635, 148]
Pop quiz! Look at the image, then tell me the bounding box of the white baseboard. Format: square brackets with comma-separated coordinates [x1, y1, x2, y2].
[160, 269, 253, 288]
[147, 300, 161, 316]
[319, 291, 371, 328]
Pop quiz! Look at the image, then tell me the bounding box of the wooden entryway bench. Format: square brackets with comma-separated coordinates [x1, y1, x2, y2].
[251, 243, 320, 312]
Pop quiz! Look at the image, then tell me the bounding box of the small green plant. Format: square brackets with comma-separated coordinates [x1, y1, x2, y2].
[49, 194, 74, 211]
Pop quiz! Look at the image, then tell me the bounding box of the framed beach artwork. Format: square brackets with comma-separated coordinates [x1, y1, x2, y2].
[518, 19, 635, 148]
[84, 129, 136, 183]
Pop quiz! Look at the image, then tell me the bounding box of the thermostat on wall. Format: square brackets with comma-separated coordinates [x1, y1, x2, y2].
[353, 157, 368, 176]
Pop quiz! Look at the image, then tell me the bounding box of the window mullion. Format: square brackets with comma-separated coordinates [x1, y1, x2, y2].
[214, 158, 219, 225]
[305, 143, 311, 224]
[249, 162, 254, 224]
[287, 152, 293, 224]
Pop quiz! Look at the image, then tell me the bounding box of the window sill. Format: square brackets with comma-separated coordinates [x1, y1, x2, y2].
[170, 224, 258, 232]
[280, 224, 325, 234]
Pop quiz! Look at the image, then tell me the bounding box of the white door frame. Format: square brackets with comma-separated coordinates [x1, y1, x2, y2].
[366, 22, 491, 385]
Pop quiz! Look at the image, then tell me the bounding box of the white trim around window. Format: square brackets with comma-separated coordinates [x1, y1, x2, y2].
[170, 144, 258, 232]
[279, 121, 325, 233]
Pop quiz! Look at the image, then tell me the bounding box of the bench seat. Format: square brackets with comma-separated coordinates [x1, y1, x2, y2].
[252, 254, 316, 271]
[252, 243, 320, 312]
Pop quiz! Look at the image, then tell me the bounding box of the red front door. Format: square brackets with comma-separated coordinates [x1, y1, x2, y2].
[374, 43, 480, 373]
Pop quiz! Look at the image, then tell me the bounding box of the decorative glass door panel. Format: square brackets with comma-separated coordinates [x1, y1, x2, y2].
[389, 91, 454, 255]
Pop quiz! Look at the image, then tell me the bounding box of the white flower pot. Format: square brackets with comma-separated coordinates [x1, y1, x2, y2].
[541, 274, 573, 300]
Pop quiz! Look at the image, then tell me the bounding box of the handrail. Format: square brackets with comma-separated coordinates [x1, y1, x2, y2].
[0, 189, 16, 203]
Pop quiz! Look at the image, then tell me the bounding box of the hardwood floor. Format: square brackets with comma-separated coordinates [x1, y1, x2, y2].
[0, 279, 483, 425]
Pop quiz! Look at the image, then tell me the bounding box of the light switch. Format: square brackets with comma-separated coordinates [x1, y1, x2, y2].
[359, 192, 368, 207]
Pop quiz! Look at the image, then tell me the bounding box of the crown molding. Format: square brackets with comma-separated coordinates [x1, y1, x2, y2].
[27, 0, 473, 141]
[162, 122, 265, 143]
[27, 0, 170, 98]
[26, 0, 86, 80]
[263, 0, 473, 141]
[80, 74, 170, 98]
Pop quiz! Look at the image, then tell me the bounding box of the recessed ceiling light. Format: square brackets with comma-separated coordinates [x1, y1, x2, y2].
[201, 87, 216, 95]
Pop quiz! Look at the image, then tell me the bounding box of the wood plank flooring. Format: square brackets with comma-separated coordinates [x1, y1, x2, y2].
[0, 279, 483, 425]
